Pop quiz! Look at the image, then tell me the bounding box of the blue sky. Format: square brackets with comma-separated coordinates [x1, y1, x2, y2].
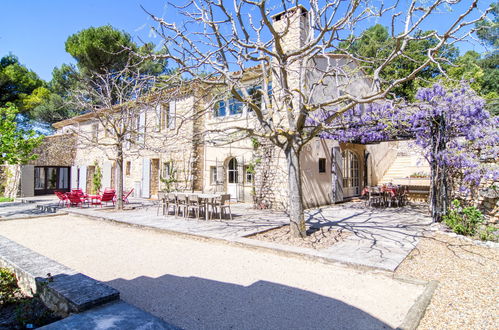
[0, 1, 490, 81]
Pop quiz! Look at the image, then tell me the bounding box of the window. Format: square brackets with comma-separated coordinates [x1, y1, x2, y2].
[342, 151, 359, 188]
[92, 123, 98, 142]
[244, 166, 254, 183]
[319, 158, 326, 173]
[229, 92, 243, 115]
[214, 100, 226, 117]
[228, 158, 238, 183]
[125, 161, 131, 176]
[210, 166, 218, 185]
[267, 82, 273, 107]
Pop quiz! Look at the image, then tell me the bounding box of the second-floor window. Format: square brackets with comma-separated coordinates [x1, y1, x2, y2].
[213, 84, 272, 118]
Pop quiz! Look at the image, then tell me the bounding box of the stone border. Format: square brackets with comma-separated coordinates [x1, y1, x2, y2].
[0, 235, 176, 329]
[397, 280, 438, 330]
[0, 235, 119, 316]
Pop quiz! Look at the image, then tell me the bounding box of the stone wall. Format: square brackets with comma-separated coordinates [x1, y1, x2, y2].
[29, 134, 77, 167]
[473, 180, 498, 224]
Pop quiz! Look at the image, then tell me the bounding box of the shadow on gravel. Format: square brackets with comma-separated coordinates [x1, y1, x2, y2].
[107, 274, 393, 330]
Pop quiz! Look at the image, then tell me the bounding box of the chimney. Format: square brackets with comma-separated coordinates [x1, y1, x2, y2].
[271, 5, 310, 53]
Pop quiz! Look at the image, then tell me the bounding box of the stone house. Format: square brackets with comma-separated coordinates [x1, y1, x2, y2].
[12, 6, 404, 210]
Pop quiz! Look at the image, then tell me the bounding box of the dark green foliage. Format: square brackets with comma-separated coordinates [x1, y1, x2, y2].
[0, 267, 20, 305]
[338, 25, 458, 101]
[0, 54, 45, 113]
[444, 200, 484, 236]
[65, 25, 167, 76]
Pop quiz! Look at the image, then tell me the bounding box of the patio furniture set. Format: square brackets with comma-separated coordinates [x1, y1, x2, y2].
[157, 192, 232, 220]
[55, 188, 134, 208]
[362, 185, 409, 207]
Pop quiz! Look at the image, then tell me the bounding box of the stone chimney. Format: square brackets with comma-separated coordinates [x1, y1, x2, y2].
[271, 5, 310, 53]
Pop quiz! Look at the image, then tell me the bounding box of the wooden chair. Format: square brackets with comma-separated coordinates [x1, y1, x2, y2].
[211, 194, 232, 220]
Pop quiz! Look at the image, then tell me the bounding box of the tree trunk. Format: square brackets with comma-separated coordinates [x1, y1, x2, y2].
[115, 145, 124, 210]
[285, 144, 306, 238]
[430, 114, 449, 222]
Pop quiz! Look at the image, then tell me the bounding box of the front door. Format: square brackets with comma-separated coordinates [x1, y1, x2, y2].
[227, 157, 239, 201]
[342, 150, 360, 198]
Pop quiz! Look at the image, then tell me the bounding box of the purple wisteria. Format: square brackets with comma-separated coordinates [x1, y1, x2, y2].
[311, 83, 498, 221]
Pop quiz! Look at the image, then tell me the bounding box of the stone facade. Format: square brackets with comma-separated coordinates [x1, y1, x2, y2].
[30, 134, 77, 167]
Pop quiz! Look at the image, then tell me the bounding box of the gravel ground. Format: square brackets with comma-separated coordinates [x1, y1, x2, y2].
[249, 225, 349, 250]
[0, 215, 425, 329]
[396, 232, 499, 330]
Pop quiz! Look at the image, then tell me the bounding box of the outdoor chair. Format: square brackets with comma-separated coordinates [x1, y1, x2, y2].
[176, 194, 188, 217]
[186, 195, 206, 219]
[94, 191, 116, 207]
[164, 193, 178, 216]
[121, 188, 134, 204]
[71, 188, 85, 197]
[55, 191, 69, 207]
[397, 185, 409, 207]
[210, 194, 232, 220]
[66, 192, 87, 208]
[366, 186, 383, 207]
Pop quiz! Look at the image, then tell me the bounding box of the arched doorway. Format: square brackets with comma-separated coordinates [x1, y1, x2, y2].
[342, 150, 360, 197]
[227, 157, 239, 200]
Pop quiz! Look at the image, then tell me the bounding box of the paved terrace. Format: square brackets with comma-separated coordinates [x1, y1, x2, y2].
[3, 196, 432, 271]
[54, 199, 432, 271]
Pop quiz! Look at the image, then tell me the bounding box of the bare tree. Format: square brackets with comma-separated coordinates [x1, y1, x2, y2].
[144, 0, 489, 237]
[69, 65, 158, 209]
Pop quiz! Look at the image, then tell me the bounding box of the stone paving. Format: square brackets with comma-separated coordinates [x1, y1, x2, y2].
[2, 196, 432, 271]
[61, 200, 432, 271]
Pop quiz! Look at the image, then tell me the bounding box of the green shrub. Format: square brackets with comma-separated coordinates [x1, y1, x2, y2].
[443, 200, 485, 236]
[0, 267, 20, 305]
[478, 225, 499, 242]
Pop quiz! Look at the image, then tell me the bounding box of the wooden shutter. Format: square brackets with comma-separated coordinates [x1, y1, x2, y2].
[138, 112, 145, 143]
[70, 166, 78, 189]
[79, 166, 87, 191]
[141, 158, 151, 198]
[168, 101, 176, 129]
[102, 162, 112, 189]
[332, 147, 343, 203]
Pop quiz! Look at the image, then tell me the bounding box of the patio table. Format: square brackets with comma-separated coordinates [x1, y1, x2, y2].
[171, 192, 222, 220]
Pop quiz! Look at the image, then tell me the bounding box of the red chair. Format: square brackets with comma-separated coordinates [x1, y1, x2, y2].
[55, 191, 69, 207]
[66, 192, 87, 208]
[122, 188, 134, 204]
[95, 191, 116, 207]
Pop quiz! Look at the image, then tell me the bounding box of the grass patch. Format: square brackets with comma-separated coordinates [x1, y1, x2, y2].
[0, 196, 14, 203]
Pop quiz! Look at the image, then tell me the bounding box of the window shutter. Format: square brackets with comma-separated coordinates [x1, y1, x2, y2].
[168, 101, 176, 129]
[216, 165, 224, 184]
[155, 104, 161, 132]
[332, 146, 343, 203]
[138, 112, 145, 143]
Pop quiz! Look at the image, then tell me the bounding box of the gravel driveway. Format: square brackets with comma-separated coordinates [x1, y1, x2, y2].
[0, 215, 426, 329]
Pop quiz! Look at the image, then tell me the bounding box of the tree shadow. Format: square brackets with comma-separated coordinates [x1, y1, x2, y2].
[107, 274, 393, 330]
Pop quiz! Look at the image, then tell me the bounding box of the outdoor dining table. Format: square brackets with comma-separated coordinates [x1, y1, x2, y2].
[170, 192, 222, 220]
